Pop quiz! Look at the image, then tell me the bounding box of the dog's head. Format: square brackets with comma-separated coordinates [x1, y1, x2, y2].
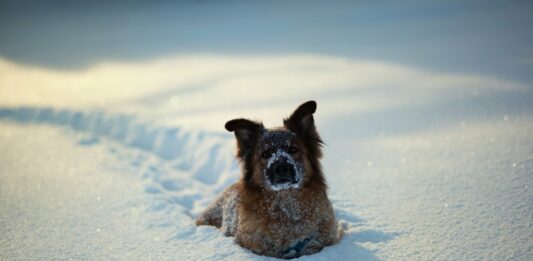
[225, 101, 325, 191]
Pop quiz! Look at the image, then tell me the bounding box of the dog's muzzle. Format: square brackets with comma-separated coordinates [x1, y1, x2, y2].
[267, 160, 297, 185]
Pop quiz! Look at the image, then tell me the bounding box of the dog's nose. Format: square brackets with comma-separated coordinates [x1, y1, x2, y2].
[268, 162, 296, 185]
[273, 163, 291, 176]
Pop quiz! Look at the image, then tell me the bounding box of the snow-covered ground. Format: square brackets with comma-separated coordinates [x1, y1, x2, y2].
[1, 54, 532, 260]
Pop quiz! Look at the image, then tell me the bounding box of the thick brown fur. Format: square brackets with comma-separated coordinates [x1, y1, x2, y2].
[196, 101, 341, 259]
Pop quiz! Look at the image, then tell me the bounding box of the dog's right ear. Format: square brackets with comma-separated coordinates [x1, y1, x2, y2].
[225, 118, 264, 158]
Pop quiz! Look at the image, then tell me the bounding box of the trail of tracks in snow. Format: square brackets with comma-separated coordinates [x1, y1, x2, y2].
[0, 107, 238, 219]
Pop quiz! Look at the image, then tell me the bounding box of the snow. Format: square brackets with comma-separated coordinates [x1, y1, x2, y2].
[1, 54, 532, 260]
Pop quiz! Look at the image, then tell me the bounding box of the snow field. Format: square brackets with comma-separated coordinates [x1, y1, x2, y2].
[1, 54, 532, 260]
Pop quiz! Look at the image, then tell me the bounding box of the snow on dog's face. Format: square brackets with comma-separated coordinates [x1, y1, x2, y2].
[259, 129, 304, 191]
[225, 101, 325, 192]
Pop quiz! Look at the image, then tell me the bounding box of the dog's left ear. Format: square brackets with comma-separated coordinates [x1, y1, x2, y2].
[284, 101, 323, 159]
[284, 100, 317, 135]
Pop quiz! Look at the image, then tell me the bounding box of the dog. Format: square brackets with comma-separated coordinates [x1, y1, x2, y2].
[196, 101, 341, 259]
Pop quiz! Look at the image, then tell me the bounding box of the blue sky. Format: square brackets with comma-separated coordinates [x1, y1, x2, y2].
[1, 0, 532, 84]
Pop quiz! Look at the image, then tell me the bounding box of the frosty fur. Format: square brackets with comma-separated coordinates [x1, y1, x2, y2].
[196, 101, 341, 259]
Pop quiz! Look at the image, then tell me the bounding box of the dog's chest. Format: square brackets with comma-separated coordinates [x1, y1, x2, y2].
[267, 193, 305, 221]
[254, 192, 321, 238]
[254, 197, 321, 257]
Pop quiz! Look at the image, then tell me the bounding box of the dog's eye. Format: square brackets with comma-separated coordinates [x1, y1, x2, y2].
[261, 151, 271, 159]
[287, 146, 298, 154]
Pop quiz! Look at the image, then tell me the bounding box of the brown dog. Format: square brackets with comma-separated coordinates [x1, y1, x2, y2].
[196, 101, 341, 259]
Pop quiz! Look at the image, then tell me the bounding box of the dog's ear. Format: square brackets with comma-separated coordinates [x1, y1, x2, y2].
[225, 118, 264, 158]
[284, 101, 323, 159]
[284, 100, 317, 135]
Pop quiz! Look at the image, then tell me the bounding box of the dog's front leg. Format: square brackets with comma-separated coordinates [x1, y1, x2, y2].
[196, 194, 224, 228]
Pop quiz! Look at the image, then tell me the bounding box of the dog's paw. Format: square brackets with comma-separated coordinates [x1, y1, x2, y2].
[298, 238, 324, 256]
[281, 249, 298, 259]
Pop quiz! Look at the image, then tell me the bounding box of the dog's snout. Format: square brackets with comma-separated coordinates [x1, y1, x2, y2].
[268, 161, 296, 185]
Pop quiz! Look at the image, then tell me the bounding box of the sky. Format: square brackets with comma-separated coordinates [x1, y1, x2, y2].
[1, 0, 533, 85]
